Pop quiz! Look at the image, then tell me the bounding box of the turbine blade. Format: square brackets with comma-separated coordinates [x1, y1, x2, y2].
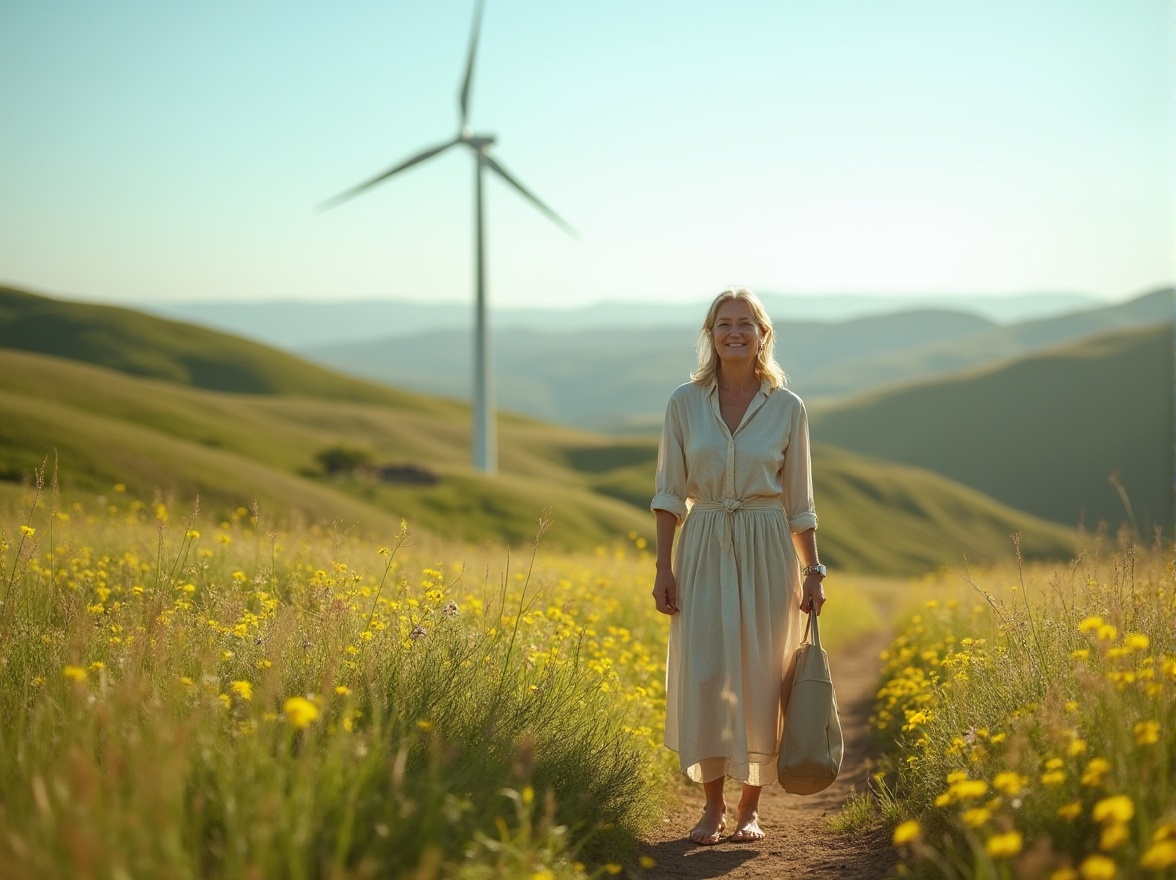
[317, 137, 462, 211]
[483, 153, 578, 238]
[458, 0, 485, 129]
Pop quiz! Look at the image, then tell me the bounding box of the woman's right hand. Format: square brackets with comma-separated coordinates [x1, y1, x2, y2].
[653, 568, 679, 615]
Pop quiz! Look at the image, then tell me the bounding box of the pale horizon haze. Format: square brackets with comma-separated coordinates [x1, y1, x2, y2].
[1, 1, 1173, 311]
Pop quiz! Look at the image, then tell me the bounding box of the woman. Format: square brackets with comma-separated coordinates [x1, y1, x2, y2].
[651, 286, 827, 845]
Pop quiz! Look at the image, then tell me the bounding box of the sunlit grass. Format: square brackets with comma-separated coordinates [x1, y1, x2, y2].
[871, 533, 1175, 878]
[0, 469, 891, 878]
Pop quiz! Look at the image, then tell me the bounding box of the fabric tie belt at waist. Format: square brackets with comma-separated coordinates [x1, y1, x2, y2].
[691, 498, 781, 552]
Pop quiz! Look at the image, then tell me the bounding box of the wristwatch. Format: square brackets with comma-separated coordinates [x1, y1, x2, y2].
[801, 563, 827, 579]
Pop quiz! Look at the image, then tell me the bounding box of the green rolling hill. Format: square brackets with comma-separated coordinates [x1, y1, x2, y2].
[810, 323, 1174, 534]
[0, 286, 1078, 574]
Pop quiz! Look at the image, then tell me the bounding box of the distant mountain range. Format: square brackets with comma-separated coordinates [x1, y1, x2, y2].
[142, 290, 1111, 349]
[297, 288, 1172, 431]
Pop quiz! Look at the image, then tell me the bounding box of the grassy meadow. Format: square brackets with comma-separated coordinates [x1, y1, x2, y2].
[0, 473, 885, 879]
[870, 533, 1175, 878]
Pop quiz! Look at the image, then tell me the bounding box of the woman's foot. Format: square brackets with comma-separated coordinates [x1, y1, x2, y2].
[688, 806, 727, 846]
[729, 808, 765, 842]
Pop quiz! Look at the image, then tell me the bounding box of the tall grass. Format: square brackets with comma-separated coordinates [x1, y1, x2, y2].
[0, 479, 669, 879]
[873, 533, 1175, 878]
[0, 469, 891, 878]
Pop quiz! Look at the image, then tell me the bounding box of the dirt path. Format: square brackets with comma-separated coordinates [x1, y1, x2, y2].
[637, 628, 897, 879]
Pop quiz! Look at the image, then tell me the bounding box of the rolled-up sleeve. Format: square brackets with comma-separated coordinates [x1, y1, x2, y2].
[783, 399, 819, 533]
[651, 392, 689, 523]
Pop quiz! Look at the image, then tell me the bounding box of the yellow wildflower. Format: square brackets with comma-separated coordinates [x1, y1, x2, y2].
[19, 525, 34, 537]
[1058, 802, 1083, 821]
[1097, 624, 1118, 642]
[605, 865, 622, 876]
[1078, 855, 1116, 880]
[1100, 822, 1129, 851]
[283, 696, 319, 729]
[986, 831, 1023, 857]
[1133, 720, 1159, 745]
[1051, 869, 1078, 880]
[993, 772, 1028, 796]
[1124, 632, 1149, 650]
[1082, 758, 1110, 787]
[1092, 795, 1134, 824]
[1068, 738, 1088, 756]
[951, 779, 989, 800]
[639, 856, 656, 869]
[1140, 840, 1176, 870]
[1078, 616, 1104, 632]
[1041, 770, 1067, 786]
[62, 665, 86, 682]
[335, 685, 351, 696]
[962, 807, 991, 828]
[893, 820, 921, 845]
[230, 680, 253, 701]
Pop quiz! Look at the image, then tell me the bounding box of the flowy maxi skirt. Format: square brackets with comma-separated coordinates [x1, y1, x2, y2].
[664, 501, 805, 786]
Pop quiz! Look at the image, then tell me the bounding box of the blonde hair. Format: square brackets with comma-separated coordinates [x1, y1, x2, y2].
[691, 286, 788, 389]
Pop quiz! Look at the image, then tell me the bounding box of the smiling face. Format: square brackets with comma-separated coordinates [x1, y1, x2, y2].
[710, 299, 763, 368]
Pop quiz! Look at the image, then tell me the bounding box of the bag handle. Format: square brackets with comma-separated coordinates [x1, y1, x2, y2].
[802, 606, 823, 649]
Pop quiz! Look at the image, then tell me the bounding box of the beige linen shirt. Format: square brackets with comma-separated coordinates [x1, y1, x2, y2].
[651, 379, 818, 534]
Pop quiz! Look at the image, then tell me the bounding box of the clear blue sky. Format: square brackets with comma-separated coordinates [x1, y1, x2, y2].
[1, 0, 1172, 309]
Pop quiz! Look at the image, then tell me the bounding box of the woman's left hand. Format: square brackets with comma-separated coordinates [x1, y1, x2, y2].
[800, 575, 826, 616]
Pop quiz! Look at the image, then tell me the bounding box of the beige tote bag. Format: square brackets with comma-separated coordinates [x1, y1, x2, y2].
[777, 608, 844, 794]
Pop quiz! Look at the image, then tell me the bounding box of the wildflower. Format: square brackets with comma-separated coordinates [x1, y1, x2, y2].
[1051, 869, 1078, 880]
[1140, 840, 1176, 870]
[335, 685, 351, 696]
[416, 719, 433, 732]
[185, 529, 200, 539]
[1133, 720, 1159, 745]
[1078, 616, 1104, 632]
[1100, 822, 1129, 851]
[1064, 700, 1079, 712]
[89, 661, 105, 672]
[605, 865, 622, 876]
[893, 820, 921, 845]
[230, 680, 253, 701]
[962, 807, 991, 828]
[1081, 758, 1110, 787]
[986, 831, 1023, 857]
[1041, 770, 1067, 786]
[993, 772, 1028, 796]
[62, 665, 86, 682]
[19, 525, 34, 537]
[283, 696, 319, 729]
[1078, 855, 1116, 879]
[639, 856, 657, 869]
[1092, 795, 1134, 825]
[1058, 802, 1083, 821]
[1068, 738, 1088, 756]
[1124, 632, 1149, 651]
[1072, 648, 1091, 661]
[1097, 624, 1118, 642]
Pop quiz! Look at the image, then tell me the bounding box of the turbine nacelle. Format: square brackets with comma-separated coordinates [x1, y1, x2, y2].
[461, 132, 497, 152]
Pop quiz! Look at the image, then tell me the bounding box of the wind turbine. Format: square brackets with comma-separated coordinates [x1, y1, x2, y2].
[319, 1, 575, 476]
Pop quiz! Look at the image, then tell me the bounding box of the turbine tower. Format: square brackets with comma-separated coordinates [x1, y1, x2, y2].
[319, 0, 575, 475]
